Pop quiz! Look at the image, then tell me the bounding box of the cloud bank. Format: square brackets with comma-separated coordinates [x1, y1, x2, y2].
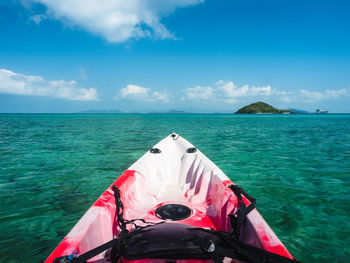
[118, 84, 169, 102]
[0, 69, 98, 101]
[184, 80, 349, 104]
[2, 69, 347, 107]
[28, 0, 204, 43]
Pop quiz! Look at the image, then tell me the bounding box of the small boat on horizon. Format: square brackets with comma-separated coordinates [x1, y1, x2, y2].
[315, 109, 328, 114]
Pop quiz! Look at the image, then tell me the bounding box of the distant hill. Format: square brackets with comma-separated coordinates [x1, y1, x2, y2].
[77, 109, 124, 114]
[287, 108, 309, 114]
[235, 102, 291, 114]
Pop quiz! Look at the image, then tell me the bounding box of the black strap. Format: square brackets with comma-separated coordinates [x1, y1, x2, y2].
[75, 239, 120, 263]
[53, 239, 120, 263]
[112, 185, 128, 234]
[54, 228, 301, 263]
[192, 231, 300, 263]
[229, 184, 256, 203]
[228, 184, 256, 238]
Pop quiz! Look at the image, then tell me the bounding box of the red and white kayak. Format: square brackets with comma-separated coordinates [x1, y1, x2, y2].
[46, 133, 295, 263]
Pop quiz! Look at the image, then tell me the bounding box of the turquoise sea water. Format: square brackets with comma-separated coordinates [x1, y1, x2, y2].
[0, 114, 349, 262]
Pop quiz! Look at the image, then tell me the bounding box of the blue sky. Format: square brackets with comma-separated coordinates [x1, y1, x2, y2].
[0, 0, 350, 113]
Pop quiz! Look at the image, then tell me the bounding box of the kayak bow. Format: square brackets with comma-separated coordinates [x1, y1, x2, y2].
[46, 133, 295, 263]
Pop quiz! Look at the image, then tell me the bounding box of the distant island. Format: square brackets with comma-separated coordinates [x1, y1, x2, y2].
[77, 109, 124, 114]
[235, 102, 291, 114]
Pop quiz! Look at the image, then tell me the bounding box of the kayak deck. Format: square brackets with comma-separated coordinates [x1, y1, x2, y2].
[45, 134, 293, 262]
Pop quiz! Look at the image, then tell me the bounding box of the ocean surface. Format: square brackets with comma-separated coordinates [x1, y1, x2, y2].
[0, 113, 349, 262]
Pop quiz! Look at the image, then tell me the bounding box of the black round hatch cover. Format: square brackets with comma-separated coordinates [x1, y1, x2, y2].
[155, 204, 192, 221]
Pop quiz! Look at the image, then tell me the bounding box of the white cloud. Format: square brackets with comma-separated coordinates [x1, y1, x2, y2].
[0, 69, 98, 101]
[152, 91, 169, 102]
[216, 81, 249, 99]
[215, 81, 275, 103]
[325, 88, 348, 99]
[28, 0, 204, 43]
[185, 86, 213, 100]
[119, 84, 150, 99]
[117, 84, 169, 102]
[250, 85, 273, 96]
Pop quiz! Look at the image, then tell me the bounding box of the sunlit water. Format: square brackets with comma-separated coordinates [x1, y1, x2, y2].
[0, 114, 349, 262]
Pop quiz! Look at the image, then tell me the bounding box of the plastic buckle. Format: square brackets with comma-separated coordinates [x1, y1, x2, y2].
[67, 250, 79, 260]
[204, 240, 215, 253]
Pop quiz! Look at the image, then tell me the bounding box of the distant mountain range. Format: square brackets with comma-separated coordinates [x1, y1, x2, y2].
[77, 109, 124, 114]
[147, 110, 190, 114]
[77, 106, 311, 114]
[77, 109, 191, 114]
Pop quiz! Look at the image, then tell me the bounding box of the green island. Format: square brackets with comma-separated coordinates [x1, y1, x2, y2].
[235, 101, 291, 114]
